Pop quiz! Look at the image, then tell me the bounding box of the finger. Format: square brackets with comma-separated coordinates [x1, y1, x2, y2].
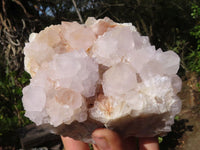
[92, 128, 123, 150]
[139, 137, 159, 150]
[61, 136, 90, 150]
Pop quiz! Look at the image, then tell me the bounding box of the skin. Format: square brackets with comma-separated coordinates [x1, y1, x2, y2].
[61, 128, 159, 150]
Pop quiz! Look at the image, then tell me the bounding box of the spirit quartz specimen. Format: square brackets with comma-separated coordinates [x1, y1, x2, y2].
[22, 17, 182, 143]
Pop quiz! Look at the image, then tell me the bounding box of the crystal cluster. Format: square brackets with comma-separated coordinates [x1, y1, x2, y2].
[22, 17, 182, 139]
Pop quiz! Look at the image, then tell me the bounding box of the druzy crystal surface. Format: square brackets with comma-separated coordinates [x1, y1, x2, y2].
[22, 17, 182, 141]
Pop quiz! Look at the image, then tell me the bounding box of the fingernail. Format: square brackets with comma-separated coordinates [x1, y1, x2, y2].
[92, 136, 110, 149]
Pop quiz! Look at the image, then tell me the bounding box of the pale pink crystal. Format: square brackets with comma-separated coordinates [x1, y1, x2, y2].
[103, 62, 137, 97]
[47, 50, 99, 97]
[61, 22, 96, 51]
[23, 50, 98, 127]
[22, 17, 182, 141]
[23, 86, 46, 112]
[85, 17, 116, 36]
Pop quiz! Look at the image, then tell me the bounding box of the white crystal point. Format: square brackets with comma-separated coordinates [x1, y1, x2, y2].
[46, 88, 87, 127]
[170, 74, 182, 94]
[135, 75, 181, 114]
[129, 46, 156, 72]
[48, 50, 99, 97]
[30, 69, 52, 92]
[103, 62, 137, 96]
[24, 42, 55, 76]
[61, 21, 96, 51]
[25, 110, 49, 126]
[159, 50, 180, 75]
[85, 17, 97, 26]
[91, 26, 135, 67]
[29, 33, 38, 42]
[22, 85, 46, 112]
[24, 25, 62, 77]
[139, 49, 180, 80]
[85, 17, 116, 36]
[35, 25, 62, 47]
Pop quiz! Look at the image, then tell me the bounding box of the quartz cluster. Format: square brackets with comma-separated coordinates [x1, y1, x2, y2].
[22, 17, 182, 140]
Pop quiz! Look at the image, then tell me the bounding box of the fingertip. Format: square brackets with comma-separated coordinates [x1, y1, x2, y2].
[139, 137, 159, 150]
[61, 136, 90, 150]
[92, 128, 123, 150]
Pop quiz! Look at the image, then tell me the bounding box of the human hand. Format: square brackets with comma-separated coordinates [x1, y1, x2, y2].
[61, 128, 159, 150]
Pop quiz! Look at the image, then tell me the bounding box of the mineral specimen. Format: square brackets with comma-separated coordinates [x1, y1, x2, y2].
[22, 17, 182, 142]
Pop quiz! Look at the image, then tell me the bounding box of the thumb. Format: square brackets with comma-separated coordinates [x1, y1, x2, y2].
[92, 128, 123, 150]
